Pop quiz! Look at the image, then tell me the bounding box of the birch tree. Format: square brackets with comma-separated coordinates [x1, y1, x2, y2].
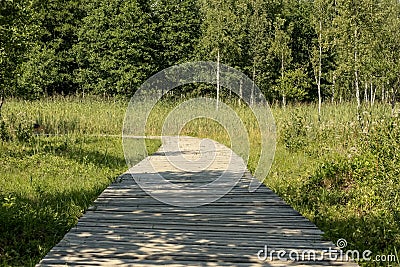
[310, 0, 334, 119]
[380, 0, 400, 109]
[333, 0, 377, 109]
[247, 0, 273, 100]
[198, 0, 243, 109]
[269, 17, 292, 107]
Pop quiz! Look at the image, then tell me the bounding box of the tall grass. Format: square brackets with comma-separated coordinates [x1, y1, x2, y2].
[1, 96, 125, 136]
[269, 102, 400, 266]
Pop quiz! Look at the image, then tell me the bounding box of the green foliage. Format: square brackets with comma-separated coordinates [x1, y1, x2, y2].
[74, 0, 154, 96]
[152, 0, 201, 68]
[245, 0, 275, 95]
[0, 0, 36, 97]
[269, 16, 293, 101]
[2, 0, 202, 98]
[16, 0, 86, 97]
[1, 0, 399, 103]
[281, 112, 309, 151]
[197, 0, 241, 63]
[275, 68, 310, 102]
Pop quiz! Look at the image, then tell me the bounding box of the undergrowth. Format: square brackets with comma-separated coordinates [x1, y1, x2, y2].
[268, 103, 400, 266]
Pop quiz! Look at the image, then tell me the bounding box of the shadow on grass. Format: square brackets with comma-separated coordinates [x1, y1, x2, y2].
[0, 185, 112, 266]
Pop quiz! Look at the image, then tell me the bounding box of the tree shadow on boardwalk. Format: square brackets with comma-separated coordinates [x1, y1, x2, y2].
[38, 172, 358, 266]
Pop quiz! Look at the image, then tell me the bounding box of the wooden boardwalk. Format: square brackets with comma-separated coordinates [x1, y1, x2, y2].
[38, 137, 358, 266]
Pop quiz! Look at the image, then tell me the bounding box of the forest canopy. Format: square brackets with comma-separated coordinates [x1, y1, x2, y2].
[1, 0, 399, 104]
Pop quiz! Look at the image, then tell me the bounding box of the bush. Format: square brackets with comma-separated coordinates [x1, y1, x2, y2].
[281, 113, 310, 151]
[0, 120, 11, 142]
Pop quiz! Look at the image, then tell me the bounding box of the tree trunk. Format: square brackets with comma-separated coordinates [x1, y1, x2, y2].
[370, 81, 375, 106]
[281, 53, 286, 108]
[355, 69, 360, 109]
[354, 29, 360, 110]
[0, 95, 3, 119]
[216, 49, 220, 111]
[391, 88, 397, 113]
[239, 79, 243, 106]
[251, 64, 255, 105]
[392, 77, 399, 113]
[364, 81, 368, 104]
[332, 73, 336, 104]
[0, 86, 4, 119]
[317, 20, 322, 121]
[382, 84, 385, 103]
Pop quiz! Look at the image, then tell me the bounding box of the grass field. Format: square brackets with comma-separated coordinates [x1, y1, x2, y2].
[1, 97, 399, 266]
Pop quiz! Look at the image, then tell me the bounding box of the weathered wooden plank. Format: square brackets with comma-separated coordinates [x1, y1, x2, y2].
[73, 222, 324, 235]
[92, 200, 293, 207]
[51, 236, 336, 251]
[60, 228, 326, 243]
[38, 257, 350, 267]
[82, 209, 303, 218]
[76, 218, 318, 229]
[86, 206, 305, 215]
[43, 249, 345, 265]
[77, 212, 311, 222]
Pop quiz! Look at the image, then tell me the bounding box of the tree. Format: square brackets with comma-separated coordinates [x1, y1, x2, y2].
[333, 0, 380, 109]
[310, 0, 335, 118]
[197, 0, 246, 107]
[379, 0, 400, 111]
[17, 0, 86, 97]
[352, 0, 385, 107]
[74, 0, 155, 96]
[246, 0, 274, 100]
[151, 0, 201, 70]
[269, 17, 293, 106]
[279, 67, 310, 102]
[0, 0, 35, 104]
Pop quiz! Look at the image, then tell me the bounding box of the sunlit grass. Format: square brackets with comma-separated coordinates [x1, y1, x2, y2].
[268, 102, 399, 266]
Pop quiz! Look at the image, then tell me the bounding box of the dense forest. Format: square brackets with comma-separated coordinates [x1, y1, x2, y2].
[1, 0, 400, 105]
